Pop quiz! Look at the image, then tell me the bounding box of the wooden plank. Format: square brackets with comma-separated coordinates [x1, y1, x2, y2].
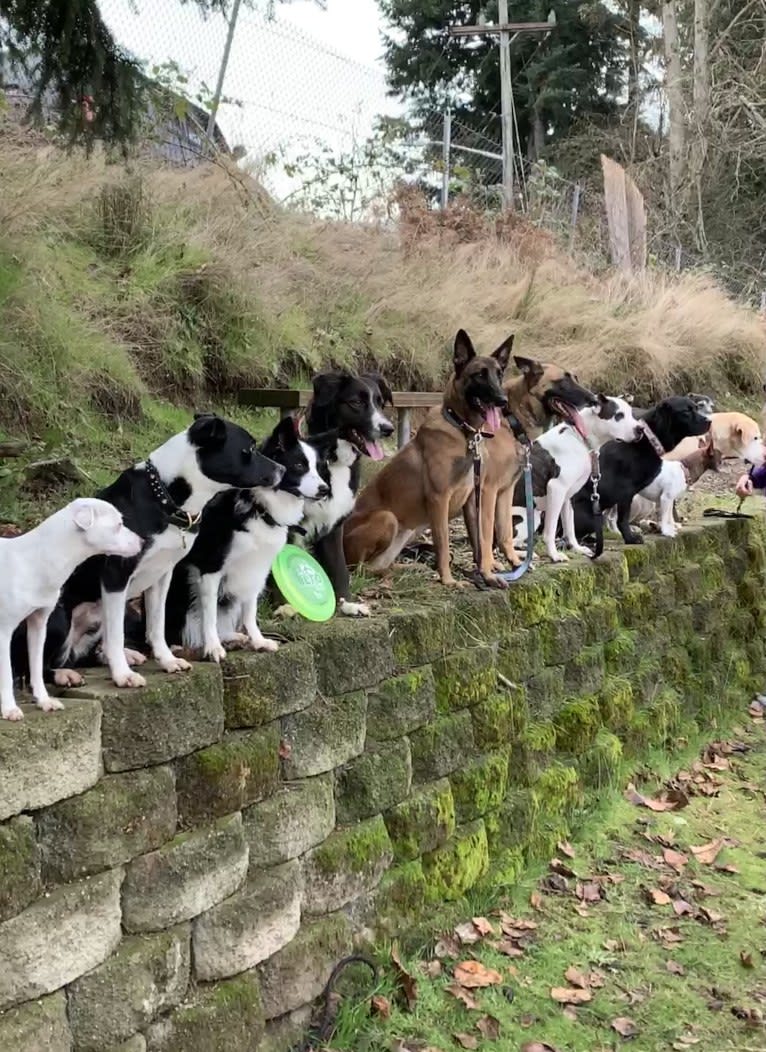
[397, 407, 412, 448]
[239, 390, 442, 409]
[449, 22, 553, 36]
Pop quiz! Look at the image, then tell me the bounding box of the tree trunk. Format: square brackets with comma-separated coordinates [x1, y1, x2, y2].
[688, 0, 711, 247]
[626, 0, 642, 162]
[662, 0, 686, 203]
[527, 111, 545, 161]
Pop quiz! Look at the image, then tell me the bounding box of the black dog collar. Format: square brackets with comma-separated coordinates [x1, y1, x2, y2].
[442, 406, 495, 441]
[502, 408, 531, 444]
[144, 459, 201, 533]
[253, 499, 307, 535]
[639, 421, 666, 458]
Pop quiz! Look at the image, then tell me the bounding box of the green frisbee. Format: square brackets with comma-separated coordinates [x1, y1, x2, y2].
[272, 544, 336, 622]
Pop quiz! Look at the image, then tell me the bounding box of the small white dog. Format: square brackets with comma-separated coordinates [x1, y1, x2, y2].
[0, 498, 141, 721]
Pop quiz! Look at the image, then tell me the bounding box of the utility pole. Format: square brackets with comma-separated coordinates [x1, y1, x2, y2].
[448, 8, 555, 210]
[441, 109, 451, 209]
[207, 0, 243, 142]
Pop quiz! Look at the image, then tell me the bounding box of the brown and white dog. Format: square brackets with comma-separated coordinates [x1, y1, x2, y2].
[666, 411, 764, 466]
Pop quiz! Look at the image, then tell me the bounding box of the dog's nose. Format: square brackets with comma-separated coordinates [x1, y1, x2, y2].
[634, 425, 643, 439]
[380, 421, 395, 437]
[317, 482, 330, 497]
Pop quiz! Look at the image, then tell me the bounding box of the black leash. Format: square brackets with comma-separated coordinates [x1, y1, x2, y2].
[144, 458, 201, 545]
[289, 954, 378, 1052]
[589, 447, 604, 558]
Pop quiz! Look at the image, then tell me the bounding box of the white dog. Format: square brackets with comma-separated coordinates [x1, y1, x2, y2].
[1, 498, 141, 721]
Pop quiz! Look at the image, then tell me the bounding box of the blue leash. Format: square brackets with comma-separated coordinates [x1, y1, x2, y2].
[496, 445, 535, 584]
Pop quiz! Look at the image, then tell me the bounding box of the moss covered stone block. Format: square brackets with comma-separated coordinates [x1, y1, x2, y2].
[301, 815, 393, 915]
[304, 619, 394, 695]
[0, 698, 101, 821]
[0, 816, 40, 924]
[598, 676, 634, 732]
[366, 666, 436, 742]
[450, 752, 508, 823]
[583, 596, 619, 645]
[508, 575, 559, 627]
[510, 720, 557, 786]
[193, 859, 301, 981]
[497, 627, 544, 682]
[455, 590, 513, 645]
[67, 925, 190, 1051]
[700, 553, 725, 591]
[565, 644, 605, 696]
[242, 774, 334, 868]
[222, 643, 316, 729]
[144, 971, 263, 1052]
[554, 696, 603, 754]
[532, 762, 583, 817]
[592, 550, 628, 593]
[0, 991, 71, 1052]
[472, 686, 527, 750]
[409, 710, 475, 783]
[335, 739, 412, 824]
[622, 545, 654, 581]
[67, 665, 223, 773]
[604, 630, 639, 675]
[373, 858, 428, 934]
[526, 665, 566, 719]
[539, 616, 587, 666]
[580, 728, 623, 788]
[433, 645, 497, 712]
[673, 563, 703, 602]
[484, 789, 538, 854]
[389, 605, 458, 666]
[122, 814, 248, 933]
[37, 767, 176, 884]
[422, 819, 489, 901]
[257, 913, 353, 1020]
[176, 725, 280, 828]
[619, 581, 652, 628]
[282, 690, 366, 778]
[548, 561, 597, 607]
[384, 778, 455, 862]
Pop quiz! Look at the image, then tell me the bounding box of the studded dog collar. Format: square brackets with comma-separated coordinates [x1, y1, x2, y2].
[639, 420, 666, 458]
[144, 458, 202, 534]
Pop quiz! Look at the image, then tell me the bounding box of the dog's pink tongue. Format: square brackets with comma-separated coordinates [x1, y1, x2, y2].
[365, 439, 385, 461]
[571, 410, 587, 440]
[485, 406, 502, 433]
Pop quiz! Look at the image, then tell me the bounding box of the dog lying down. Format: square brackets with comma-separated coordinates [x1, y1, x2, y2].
[2, 499, 141, 721]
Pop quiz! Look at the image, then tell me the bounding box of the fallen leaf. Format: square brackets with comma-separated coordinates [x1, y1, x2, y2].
[564, 966, 589, 989]
[557, 839, 575, 859]
[654, 927, 685, 946]
[278, 739, 292, 759]
[493, 938, 524, 958]
[540, 873, 570, 894]
[519, 1014, 537, 1028]
[446, 983, 478, 1010]
[422, 960, 443, 978]
[435, 935, 461, 959]
[391, 944, 418, 1012]
[530, 891, 544, 911]
[672, 1038, 702, 1049]
[740, 950, 754, 968]
[453, 1034, 478, 1050]
[691, 839, 725, 865]
[672, 899, 694, 917]
[666, 960, 685, 975]
[521, 1044, 560, 1052]
[603, 939, 622, 952]
[626, 783, 688, 812]
[611, 1016, 638, 1038]
[715, 863, 739, 875]
[647, 888, 672, 906]
[698, 906, 725, 925]
[691, 880, 720, 898]
[663, 849, 689, 872]
[549, 858, 578, 878]
[550, 987, 592, 1005]
[475, 1015, 501, 1040]
[454, 961, 503, 989]
[472, 916, 494, 937]
[577, 881, 604, 903]
[371, 995, 391, 1019]
[574, 903, 590, 918]
[454, 922, 481, 946]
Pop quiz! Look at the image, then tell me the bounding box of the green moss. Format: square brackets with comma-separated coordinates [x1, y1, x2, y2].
[484, 845, 526, 888]
[619, 581, 652, 628]
[450, 752, 509, 823]
[149, 971, 264, 1051]
[508, 576, 558, 627]
[472, 687, 527, 750]
[566, 644, 605, 695]
[538, 616, 587, 666]
[582, 596, 619, 644]
[532, 762, 582, 817]
[700, 553, 725, 591]
[580, 728, 623, 788]
[604, 630, 639, 675]
[311, 816, 392, 878]
[410, 710, 475, 783]
[422, 820, 489, 902]
[484, 789, 538, 853]
[0, 816, 40, 923]
[673, 563, 703, 602]
[622, 545, 653, 580]
[598, 676, 634, 731]
[335, 740, 412, 824]
[496, 628, 544, 682]
[526, 666, 566, 719]
[366, 667, 436, 741]
[642, 688, 683, 747]
[222, 644, 316, 729]
[375, 859, 428, 932]
[554, 696, 603, 754]
[384, 779, 456, 863]
[433, 646, 497, 712]
[549, 561, 597, 607]
[592, 550, 629, 593]
[389, 606, 458, 667]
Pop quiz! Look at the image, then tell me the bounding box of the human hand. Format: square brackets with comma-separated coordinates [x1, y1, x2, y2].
[736, 474, 753, 499]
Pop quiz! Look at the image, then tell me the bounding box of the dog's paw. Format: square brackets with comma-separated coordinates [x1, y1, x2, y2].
[124, 648, 147, 666]
[274, 604, 298, 620]
[338, 599, 371, 617]
[160, 657, 192, 674]
[549, 552, 569, 563]
[53, 668, 84, 688]
[3, 705, 24, 721]
[483, 574, 509, 590]
[222, 633, 250, 650]
[113, 671, 147, 688]
[37, 696, 64, 713]
[625, 530, 644, 545]
[203, 644, 227, 664]
[572, 544, 594, 558]
[250, 636, 279, 652]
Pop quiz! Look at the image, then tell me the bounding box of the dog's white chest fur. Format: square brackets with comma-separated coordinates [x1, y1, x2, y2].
[303, 445, 356, 540]
[128, 526, 188, 599]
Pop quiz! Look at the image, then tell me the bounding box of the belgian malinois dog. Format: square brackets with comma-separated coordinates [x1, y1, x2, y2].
[466, 357, 598, 572]
[343, 330, 511, 586]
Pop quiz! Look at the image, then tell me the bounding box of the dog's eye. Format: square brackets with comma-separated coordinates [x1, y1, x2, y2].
[615, 411, 624, 421]
[241, 446, 253, 462]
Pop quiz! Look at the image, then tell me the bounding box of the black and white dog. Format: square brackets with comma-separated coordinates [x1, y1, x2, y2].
[165, 417, 331, 661]
[59, 414, 283, 687]
[289, 370, 395, 618]
[572, 395, 711, 545]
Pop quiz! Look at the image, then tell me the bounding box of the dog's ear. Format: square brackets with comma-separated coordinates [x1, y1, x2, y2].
[513, 356, 545, 386]
[71, 500, 96, 532]
[453, 330, 476, 377]
[308, 428, 339, 455]
[271, 415, 300, 451]
[189, 414, 227, 447]
[361, 371, 394, 407]
[492, 334, 514, 374]
[311, 371, 353, 408]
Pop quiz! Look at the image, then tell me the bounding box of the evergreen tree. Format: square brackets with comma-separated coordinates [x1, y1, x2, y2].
[379, 0, 629, 160]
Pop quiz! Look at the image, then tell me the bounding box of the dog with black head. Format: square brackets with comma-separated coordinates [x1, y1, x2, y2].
[58, 414, 284, 688]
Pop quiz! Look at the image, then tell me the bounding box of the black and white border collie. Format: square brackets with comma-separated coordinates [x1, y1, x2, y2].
[59, 414, 283, 687]
[292, 370, 395, 618]
[165, 417, 331, 661]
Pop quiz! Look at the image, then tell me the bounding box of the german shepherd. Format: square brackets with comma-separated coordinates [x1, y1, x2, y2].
[467, 357, 598, 575]
[343, 330, 511, 586]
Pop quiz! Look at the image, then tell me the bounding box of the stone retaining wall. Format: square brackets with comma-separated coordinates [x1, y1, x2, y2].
[0, 518, 763, 1051]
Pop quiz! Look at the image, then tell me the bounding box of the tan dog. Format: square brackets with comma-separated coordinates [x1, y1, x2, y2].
[343, 330, 512, 586]
[666, 411, 764, 465]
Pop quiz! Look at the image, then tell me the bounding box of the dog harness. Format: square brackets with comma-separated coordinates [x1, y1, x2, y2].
[144, 459, 202, 545]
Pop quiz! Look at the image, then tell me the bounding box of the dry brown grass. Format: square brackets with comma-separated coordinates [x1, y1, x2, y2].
[2, 118, 764, 405]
